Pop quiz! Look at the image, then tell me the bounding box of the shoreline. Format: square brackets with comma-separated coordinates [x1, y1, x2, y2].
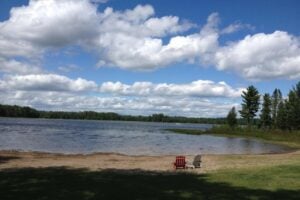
[0, 147, 298, 156]
[1, 149, 299, 173]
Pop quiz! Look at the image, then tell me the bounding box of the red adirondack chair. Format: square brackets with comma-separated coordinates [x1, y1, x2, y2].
[173, 156, 186, 169]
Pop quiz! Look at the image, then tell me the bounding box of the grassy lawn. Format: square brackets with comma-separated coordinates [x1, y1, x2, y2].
[209, 164, 300, 191]
[0, 165, 299, 200]
[167, 125, 300, 148]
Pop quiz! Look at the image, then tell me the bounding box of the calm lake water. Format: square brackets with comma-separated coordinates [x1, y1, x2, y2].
[0, 117, 292, 155]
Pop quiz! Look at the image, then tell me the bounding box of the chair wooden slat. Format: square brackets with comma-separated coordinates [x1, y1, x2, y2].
[174, 156, 186, 169]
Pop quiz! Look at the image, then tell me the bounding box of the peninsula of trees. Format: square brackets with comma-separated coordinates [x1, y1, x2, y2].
[227, 81, 300, 131]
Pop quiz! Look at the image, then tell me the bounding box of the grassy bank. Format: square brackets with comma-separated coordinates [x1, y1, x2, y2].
[0, 164, 299, 200]
[168, 126, 300, 148]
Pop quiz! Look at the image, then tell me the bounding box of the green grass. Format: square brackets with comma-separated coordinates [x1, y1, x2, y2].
[0, 165, 300, 200]
[209, 164, 300, 191]
[167, 126, 300, 148]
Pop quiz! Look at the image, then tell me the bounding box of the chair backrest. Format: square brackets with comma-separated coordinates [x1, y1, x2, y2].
[193, 155, 202, 167]
[175, 156, 186, 166]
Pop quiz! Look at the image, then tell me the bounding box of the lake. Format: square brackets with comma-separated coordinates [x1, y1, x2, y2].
[0, 117, 292, 155]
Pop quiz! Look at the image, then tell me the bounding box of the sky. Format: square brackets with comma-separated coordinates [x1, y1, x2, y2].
[0, 0, 299, 117]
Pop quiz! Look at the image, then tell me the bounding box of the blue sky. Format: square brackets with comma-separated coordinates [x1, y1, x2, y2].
[0, 0, 299, 117]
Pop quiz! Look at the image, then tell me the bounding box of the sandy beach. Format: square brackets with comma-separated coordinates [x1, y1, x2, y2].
[1, 150, 299, 173]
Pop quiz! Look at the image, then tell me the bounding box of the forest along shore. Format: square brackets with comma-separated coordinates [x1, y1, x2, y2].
[0, 150, 299, 173]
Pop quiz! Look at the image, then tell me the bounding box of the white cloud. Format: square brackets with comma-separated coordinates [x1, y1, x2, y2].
[0, 1, 197, 71]
[97, 5, 193, 38]
[0, 1, 192, 58]
[1, 0, 299, 81]
[0, 37, 40, 58]
[0, 0, 99, 58]
[58, 64, 81, 73]
[0, 74, 243, 98]
[100, 80, 244, 98]
[214, 31, 300, 80]
[0, 58, 42, 75]
[90, 0, 109, 3]
[1, 1, 278, 117]
[0, 74, 97, 92]
[95, 12, 218, 70]
[0, 90, 238, 117]
[0, 73, 242, 117]
[221, 23, 254, 34]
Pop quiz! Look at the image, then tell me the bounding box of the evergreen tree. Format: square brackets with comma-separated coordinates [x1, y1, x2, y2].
[295, 81, 300, 97]
[294, 82, 300, 130]
[286, 83, 300, 130]
[271, 88, 282, 128]
[260, 93, 272, 129]
[227, 107, 237, 129]
[239, 85, 260, 128]
[277, 100, 288, 130]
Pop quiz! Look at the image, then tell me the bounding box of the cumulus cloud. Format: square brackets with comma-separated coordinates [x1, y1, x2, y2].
[0, 0, 99, 52]
[97, 5, 193, 38]
[0, 74, 97, 92]
[1, 0, 299, 80]
[0, 89, 238, 117]
[100, 80, 244, 98]
[1, 0, 271, 117]
[214, 31, 300, 80]
[0, 0, 197, 72]
[0, 1, 192, 58]
[95, 11, 217, 70]
[0, 37, 40, 58]
[0, 58, 42, 75]
[0, 74, 243, 98]
[0, 73, 242, 117]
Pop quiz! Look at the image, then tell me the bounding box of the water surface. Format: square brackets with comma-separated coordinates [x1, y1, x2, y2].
[0, 118, 292, 155]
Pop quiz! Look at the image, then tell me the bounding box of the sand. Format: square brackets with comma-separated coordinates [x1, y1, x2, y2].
[1, 150, 299, 173]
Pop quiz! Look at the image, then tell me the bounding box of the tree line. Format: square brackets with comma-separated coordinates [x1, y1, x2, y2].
[0, 104, 229, 124]
[227, 81, 300, 131]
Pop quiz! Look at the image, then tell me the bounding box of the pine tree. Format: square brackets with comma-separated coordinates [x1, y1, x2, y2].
[286, 83, 300, 130]
[239, 85, 260, 129]
[277, 100, 288, 130]
[227, 107, 237, 129]
[271, 88, 282, 128]
[295, 81, 300, 97]
[260, 93, 272, 129]
[295, 82, 300, 129]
